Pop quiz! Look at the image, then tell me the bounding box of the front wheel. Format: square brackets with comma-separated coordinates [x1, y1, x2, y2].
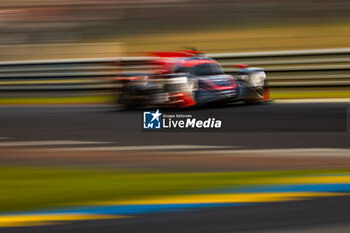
[244, 86, 270, 104]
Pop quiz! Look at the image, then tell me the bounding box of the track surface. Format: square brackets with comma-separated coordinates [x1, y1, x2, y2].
[0, 102, 349, 149]
[3, 196, 350, 233]
[0, 101, 350, 233]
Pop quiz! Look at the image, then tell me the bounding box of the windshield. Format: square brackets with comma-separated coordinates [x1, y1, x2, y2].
[191, 63, 224, 76]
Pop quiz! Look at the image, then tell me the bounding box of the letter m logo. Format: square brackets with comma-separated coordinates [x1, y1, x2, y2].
[143, 111, 161, 129]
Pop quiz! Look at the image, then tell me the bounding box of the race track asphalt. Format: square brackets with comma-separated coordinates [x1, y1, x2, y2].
[2, 196, 350, 233]
[0, 101, 348, 149]
[0, 100, 349, 233]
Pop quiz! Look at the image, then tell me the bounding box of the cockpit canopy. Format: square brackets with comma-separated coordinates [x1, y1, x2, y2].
[173, 58, 224, 76]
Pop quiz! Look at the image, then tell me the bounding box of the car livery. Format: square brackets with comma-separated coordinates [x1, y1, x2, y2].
[115, 50, 269, 108]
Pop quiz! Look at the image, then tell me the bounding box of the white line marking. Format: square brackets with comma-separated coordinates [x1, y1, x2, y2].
[0, 140, 111, 147]
[273, 98, 350, 103]
[34, 145, 234, 151]
[171, 148, 350, 157]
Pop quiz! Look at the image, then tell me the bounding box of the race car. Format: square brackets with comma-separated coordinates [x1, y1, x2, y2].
[115, 50, 269, 108]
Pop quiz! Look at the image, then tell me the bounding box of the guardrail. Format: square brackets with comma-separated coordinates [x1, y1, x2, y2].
[0, 48, 349, 98]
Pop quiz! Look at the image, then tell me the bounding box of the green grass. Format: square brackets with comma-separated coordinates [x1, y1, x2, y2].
[1, 166, 349, 213]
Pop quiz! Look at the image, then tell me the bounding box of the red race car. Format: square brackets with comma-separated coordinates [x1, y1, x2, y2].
[115, 50, 269, 108]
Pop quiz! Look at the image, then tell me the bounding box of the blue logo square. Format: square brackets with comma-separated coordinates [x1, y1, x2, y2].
[143, 110, 162, 129]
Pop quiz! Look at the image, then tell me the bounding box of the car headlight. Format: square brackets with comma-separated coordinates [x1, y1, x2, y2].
[168, 77, 188, 84]
[249, 72, 266, 87]
[237, 75, 249, 81]
[166, 77, 197, 92]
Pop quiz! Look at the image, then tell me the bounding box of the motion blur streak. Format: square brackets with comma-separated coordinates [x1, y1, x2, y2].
[178, 148, 350, 157]
[1, 0, 350, 232]
[101, 192, 346, 205]
[2, 173, 350, 228]
[31, 145, 234, 151]
[0, 140, 109, 147]
[0, 214, 128, 227]
[274, 98, 350, 103]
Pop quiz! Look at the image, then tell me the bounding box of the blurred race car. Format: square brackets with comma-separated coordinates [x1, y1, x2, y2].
[115, 50, 269, 108]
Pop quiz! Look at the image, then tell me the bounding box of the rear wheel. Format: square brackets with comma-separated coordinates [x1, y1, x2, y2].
[118, 85, 141, 108]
